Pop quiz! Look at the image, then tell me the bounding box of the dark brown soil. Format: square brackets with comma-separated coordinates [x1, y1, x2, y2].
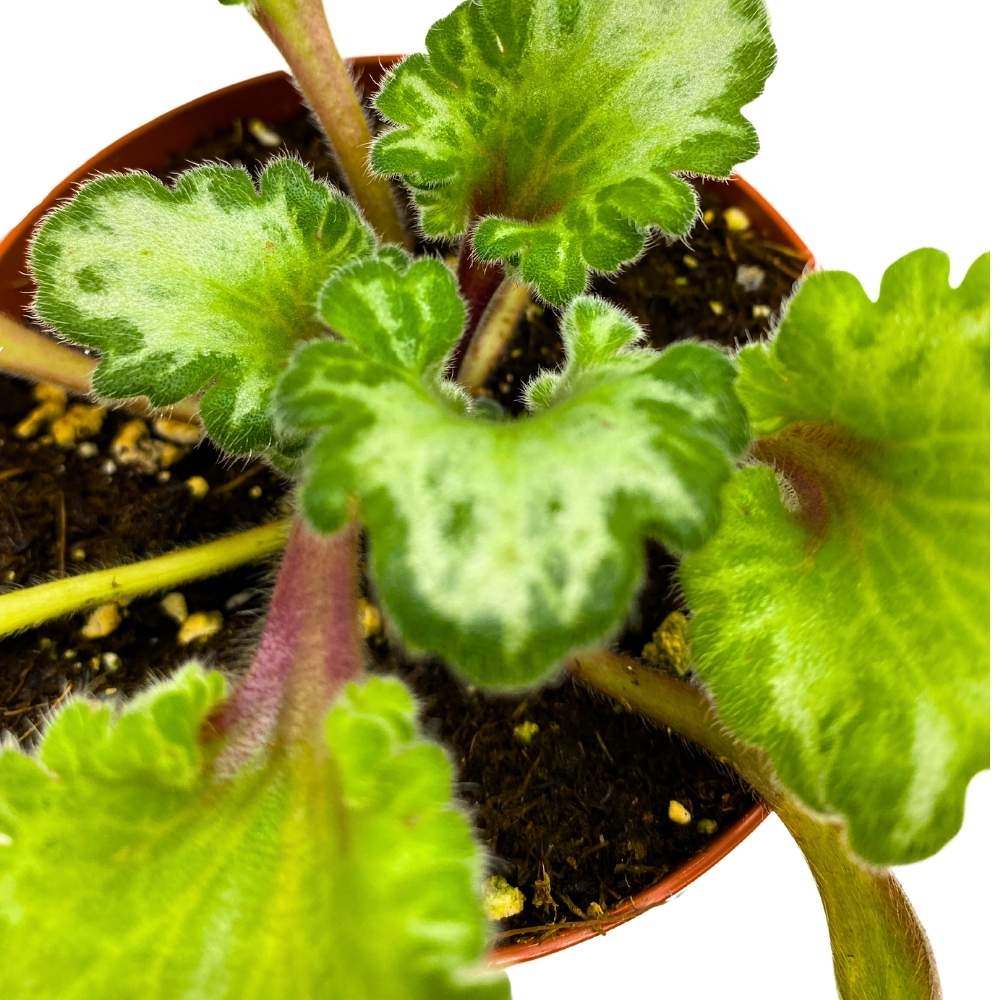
[0, 107, 805, 941]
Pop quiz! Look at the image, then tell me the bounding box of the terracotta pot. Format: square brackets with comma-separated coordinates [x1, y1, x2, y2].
[0, 63, 812, 967]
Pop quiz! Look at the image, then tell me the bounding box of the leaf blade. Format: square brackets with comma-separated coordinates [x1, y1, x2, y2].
[277, 258, 747, 686]
[372, 0, 775, 303]
[30, 157, 376, 453]
[681, 250, 990, 864]
[0, 666, 508, 1000]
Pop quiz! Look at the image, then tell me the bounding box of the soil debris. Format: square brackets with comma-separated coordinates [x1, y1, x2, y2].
[15, 383, 68, 439]
[177, 610, 224, 646]
[153, 417, 202, 446]
[160, 592, 189, 625]
[723, 206, 751, 231]
[357, 598, 382, 639]
[185, 475, 210, 499]
[51, 403, 105, 448]
[736, 263, 766, 292]
[513, 720, 540, 745]
[669, 800, 693, 826]
[484, 876, 526, 921]
[642, 611, 692, 677]
[111, 418, 188, 473]
[80, 603, 122, 640]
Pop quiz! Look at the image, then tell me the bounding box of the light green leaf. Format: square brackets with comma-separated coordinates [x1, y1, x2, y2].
[681, 250, 990, 865]
[372, 0, 774, 304]
[275, 253, 747, 686]
[30, 157, 376, 453]
[0, 664, 508, 1000]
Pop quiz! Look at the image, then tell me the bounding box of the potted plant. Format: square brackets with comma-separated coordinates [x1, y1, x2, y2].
[0, 67, 805, 973]
[0, 2, 987, 998]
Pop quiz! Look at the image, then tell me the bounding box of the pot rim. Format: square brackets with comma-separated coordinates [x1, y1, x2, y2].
[0, 64, 813, 968]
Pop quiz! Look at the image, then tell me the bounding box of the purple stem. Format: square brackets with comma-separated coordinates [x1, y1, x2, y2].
[447, 237, 505, 378]
[209, 517, 362, 765]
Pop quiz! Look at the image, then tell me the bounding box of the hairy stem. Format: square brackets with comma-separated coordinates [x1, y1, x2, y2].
[251, 0, 411, 247]
[1, 311, 93, 394]
[0, 312, 200, 423]
[447, 240, 504, 382]
[788, 808, 941, 1000]
[456, 277, 533, 392]
[447, 238, 504, 374]
[211, 518, 363, 763]
[570, 652, 941, 1000]
[0, 520, 289, 637]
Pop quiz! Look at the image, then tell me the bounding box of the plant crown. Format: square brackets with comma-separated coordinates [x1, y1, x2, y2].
[275, 254, 747, 685]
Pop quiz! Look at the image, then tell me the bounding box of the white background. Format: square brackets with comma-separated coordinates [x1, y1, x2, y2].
[0, 2, 994, 997]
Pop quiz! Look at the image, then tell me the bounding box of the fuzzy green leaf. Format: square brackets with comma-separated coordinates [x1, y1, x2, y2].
[681, 250, 990, 865]
[372, 0, 774, 304]
[275, 253, 747, 686]
[30, 157, 376, 453]
[0, 664, 508, 999]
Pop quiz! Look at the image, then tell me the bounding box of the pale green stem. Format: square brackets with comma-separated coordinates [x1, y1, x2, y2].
[570, 652, 941, 1000]
[251, 0, 411, 247]
[1, 311, 93, 394]
[0, 311, 200, 423]
[0, 521, 289, 637]
[456, 278, 533, 392]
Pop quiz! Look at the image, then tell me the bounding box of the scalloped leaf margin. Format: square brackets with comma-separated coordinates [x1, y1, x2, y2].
[681, 249, 990, 865]
[0, 663, 509, 999]
[372, 0, 775, 304]
[275, 251, 748, 687]
[30, 157, 376, 454]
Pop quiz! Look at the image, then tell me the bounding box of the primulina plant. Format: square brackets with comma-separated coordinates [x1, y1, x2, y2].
[0, 2, 988, 998]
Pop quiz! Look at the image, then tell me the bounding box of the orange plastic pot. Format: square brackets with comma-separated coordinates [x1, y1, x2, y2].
[0, 62, 812, 967]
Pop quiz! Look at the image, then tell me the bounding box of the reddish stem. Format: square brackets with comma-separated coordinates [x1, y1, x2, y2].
[252, 0, 411, 247]
[209, 518, 362, 764]
[448, 237, 505, 377]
